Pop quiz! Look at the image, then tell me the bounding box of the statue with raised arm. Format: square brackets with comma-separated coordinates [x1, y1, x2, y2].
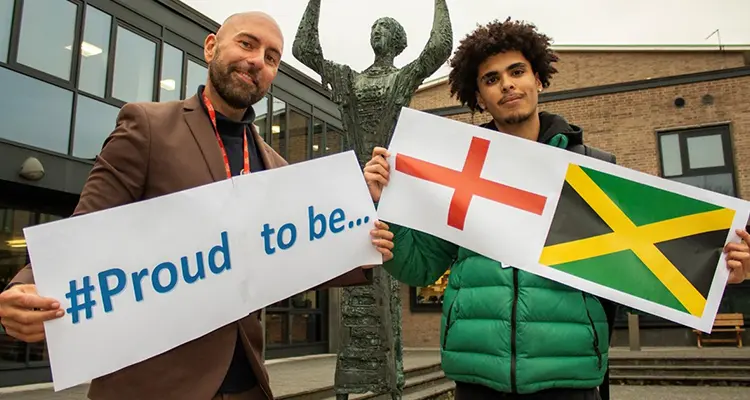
[293, 2, 452, 399]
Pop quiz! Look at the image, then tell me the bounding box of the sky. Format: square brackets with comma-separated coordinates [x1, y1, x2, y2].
[180, 0, 749, 84]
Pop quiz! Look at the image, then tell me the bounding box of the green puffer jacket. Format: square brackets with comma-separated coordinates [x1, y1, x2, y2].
[382, 112, 616, 395]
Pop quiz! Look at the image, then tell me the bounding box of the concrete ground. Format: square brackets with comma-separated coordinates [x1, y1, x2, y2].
[0, 351, 441, 400]
[1, 348, 749, 399]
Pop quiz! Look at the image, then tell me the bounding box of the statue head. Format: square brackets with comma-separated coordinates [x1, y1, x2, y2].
[370, 17, 407, 59]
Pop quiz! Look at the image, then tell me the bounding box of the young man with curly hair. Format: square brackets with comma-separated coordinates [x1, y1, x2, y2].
[365, 18, 617, 400]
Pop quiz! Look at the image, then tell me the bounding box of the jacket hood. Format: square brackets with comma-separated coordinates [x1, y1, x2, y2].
[481, 111, 583, 147]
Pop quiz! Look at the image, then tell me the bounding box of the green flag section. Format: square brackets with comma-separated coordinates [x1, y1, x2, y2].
[539, 164, 736, 318]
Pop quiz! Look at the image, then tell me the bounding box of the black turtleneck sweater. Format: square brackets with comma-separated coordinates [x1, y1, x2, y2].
[198, 85, 265, 393]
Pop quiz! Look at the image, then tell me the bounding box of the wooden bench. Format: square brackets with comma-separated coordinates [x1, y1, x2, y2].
[693, 313, 745, 348]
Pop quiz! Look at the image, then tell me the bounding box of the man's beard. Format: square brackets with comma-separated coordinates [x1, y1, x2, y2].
[208, 58, 262, 110]
[501, 109, 535, 125]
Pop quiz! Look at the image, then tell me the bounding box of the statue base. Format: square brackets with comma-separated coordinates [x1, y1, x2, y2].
[334, 266, 404, 399]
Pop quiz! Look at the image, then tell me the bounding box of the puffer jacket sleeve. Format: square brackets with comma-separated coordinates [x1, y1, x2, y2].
[382, 222, 459, 287]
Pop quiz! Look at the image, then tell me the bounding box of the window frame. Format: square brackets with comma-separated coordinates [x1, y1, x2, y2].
[7, 0, 83, 90]
[109, 21, 161, 104]
[655, 123, 738, 197]
[156, 41, 184, 102]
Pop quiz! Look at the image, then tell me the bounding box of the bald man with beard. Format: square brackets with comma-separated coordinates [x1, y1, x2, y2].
[0, 12, 395, 400]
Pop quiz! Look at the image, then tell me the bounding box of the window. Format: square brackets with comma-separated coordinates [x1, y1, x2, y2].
[185, 59, 207, 97]
[658, 125, 736, 197]
[252, 95, 269, 141]
[16, 0, 77, 80]
[325, 126, 343, 155]
[411, 270, 450, 311]
[159, 44, 182, 102]
[265, 290, 328, 358]
[77, 6, 112, 97]
[0, 0, 13, 63]
[0, 66, 73, 153]
[312, 118, 324, 158]
[72, 95, 121, 159]
[287, 109, 310, 164]
[112, 26, 156, 103]
[271, 98, 287, 158]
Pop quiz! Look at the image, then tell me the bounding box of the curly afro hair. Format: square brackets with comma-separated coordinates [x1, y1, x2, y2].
[448, 17, 559, 112]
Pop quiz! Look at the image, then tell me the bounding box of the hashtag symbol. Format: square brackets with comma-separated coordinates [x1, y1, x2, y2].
[65, 276, 97, 324]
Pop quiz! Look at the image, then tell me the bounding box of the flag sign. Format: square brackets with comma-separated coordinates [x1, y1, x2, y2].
[394, 136, 548, 230]
[377, 107, 750, 333]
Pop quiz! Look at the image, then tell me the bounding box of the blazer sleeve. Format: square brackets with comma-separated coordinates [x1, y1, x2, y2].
[5, 102, 152, 289]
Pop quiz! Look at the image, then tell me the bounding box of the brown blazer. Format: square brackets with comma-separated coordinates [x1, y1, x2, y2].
[9, 94, 370, 400]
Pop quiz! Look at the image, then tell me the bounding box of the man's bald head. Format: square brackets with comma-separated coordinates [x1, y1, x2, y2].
[202, 10, 284, 110]
[217, 12, 284, 46]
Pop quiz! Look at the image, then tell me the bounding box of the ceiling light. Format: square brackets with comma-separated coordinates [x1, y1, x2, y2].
[65, 41, 103, 57]
[160, 79, 176, 91]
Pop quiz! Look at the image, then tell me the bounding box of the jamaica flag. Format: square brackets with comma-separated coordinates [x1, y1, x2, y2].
[539, 163, 736, 318]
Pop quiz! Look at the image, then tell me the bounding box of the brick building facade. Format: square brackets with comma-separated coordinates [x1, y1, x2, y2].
[399, 45, 750, 348]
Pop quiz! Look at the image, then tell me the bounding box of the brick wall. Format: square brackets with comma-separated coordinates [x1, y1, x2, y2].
[409, 51, 748, 111]
[400, 285, 442, 348]
[549, 51, 746, 92]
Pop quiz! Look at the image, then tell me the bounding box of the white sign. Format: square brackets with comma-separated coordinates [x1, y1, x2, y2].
[377, 107, 750, 334]
[24, 151, 381, 391]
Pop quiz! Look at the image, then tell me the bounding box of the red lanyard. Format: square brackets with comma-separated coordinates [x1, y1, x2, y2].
[202, 91, 250, 178]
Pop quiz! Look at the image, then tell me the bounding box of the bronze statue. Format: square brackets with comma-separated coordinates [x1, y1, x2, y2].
[293, 1, 452, 399]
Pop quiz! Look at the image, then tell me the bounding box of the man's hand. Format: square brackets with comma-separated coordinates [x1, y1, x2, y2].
[370, 220, 394, 263]
[725, 229, 750, 284]
[0, 284, 64, 343]
[364, 147, 391, 203]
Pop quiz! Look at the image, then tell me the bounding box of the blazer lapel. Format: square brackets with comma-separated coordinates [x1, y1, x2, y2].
[183, 94, 226, 182]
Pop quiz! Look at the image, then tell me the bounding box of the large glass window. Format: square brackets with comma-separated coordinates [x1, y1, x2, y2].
[77, 6, 111, 97]
[159, 44, 182, 102]
[16, 0, 77, 80]
[72, 96, 121, 159]
[112, 26, 156, 103]
[0, 0, 13, 63]
[185, 60, 207, 97]
[0, 66, 73, 153]
[271, 98, 287, 158]
[287, 109, 310, 164]
[658, 125, 736, 197]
